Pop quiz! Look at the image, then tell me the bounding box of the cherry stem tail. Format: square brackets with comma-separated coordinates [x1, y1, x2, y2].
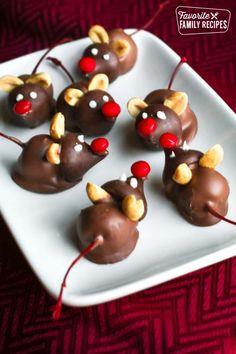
[52, 235, 103, 321]
[207, 205, 236, 225]
[31, 37, 72, 75]
[167, 57, 187, 89]
[0, 132, 24, 148]
[131, 0, 177, 36]
[46, 57, 74, 83]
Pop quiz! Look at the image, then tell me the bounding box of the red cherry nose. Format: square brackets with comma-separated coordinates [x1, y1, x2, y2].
[13, 100, 32, 115]
[137, 117, 157, 137]
[78, 57, 96, 74]
[131, 161, 151, 178]
[90, 137, 109, 154]
[102, 101, 121, 118]
[159, 132, 178, 148]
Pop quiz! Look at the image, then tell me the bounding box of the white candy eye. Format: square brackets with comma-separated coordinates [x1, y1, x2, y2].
[29, 91, 37, 99]
[170, 151, 176, 159]
[77, 135, 84, 143]
[142, 112, 148, 119]
[119, 173, 127, 182]
[91, 48, 98, 56]
[16, 93, 24, 102]
[102, 95, 109, 102]
[103, 54, 110, 61]
[130, 177, 138, 189]
[89, 100, 97, 109]
[157, 111, 166, 120]
[74, 144, 83, 152]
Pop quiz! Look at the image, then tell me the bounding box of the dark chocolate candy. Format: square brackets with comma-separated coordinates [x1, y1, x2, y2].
[162, 146, 229, 226]
[77, 163, 149, 264]
[145, 89, 198, 144]
[135, 103, 182, 151]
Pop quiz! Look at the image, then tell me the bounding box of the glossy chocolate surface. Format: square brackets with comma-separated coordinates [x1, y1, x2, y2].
[145, 89, 198, 144]
[77, 175, 147, 263]
[13, 133, 107, 193]
[135, 104, 182, 151]
[162, 147, 230, 226]
[7, 75, 55, 128]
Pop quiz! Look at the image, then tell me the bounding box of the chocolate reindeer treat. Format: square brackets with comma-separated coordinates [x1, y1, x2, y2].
[52, 161, 150, 320]
[0, 113, 109, 193]
[56, 73, 121, 136]
[127, 58, 198, 150]
[78, 25, 137, 82]
[159, 133, 232, 227]
[0, 46, 58, 128]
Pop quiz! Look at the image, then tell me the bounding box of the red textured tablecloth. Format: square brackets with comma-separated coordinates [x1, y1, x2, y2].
[0, 0, 236, 353]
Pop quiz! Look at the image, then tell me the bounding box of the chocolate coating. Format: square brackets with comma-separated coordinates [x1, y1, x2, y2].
[57, 88, 117, 136]
[145, 89, 198, 144]
[177, 167, 229, 226]
[136, 104, 182, 151]
[77, 174, 148, 264]
[13, 133, 107, 193]
[79, 28, 137, 83]
[56, 81, 88, 132]
[162, 147, 230, 226]
[77, 204, 139, 264]
[83, 43, 120, 83]
[7, 75, 55, 128]
[108, 28, 137, 75]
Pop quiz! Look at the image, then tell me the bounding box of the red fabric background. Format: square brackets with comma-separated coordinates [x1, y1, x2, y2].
[0, 0, 236, 353]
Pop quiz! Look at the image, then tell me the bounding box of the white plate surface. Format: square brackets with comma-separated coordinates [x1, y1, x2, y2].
[0, 30, 236, 307]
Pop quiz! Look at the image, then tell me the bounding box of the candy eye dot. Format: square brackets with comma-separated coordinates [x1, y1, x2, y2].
[102, 95, 109, 102]
[29, 91, 37, 99]
[89, 100, 97, 109]
[130, 177, 138, 189]
[91, 48, 98, 56]
[16, 93, 24, 102]
[74, 144, 83, 152]
[103, 54, 110, 61]
[142, 112, 148, 119]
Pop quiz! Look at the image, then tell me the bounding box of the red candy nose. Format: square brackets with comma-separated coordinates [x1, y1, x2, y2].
[78, 57, 96, 73]
[137, 117, 157, 137]
[13, 100, 32, 115]
[102, 101, 121, 118]
[159, 132, 178, 148]
[90, 137, 109, 154]
[131, 161, 151, 178]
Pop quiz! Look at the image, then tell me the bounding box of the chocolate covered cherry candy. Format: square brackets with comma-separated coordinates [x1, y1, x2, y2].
[56, 73, 121, 136]
[0, 45, 59, 128]
[78, 25, 137, 83]
[127, 58, 198, 150]
[160, 133, 231, 226]
[0, 113, 109, 193]
[52, 161, 150, 319]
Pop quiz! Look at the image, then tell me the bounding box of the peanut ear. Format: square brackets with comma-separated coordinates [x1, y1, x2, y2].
[127, 98, 148, 118]
[122, 194, 144, 222]
[64, 88, 84, 106]
[172, 163, 192, 185]
[25, 72, 51, 89]
[111, 39, 130, 58]
[0, 75, 24, 92]
[164, 91, 188, 116]
[199, 144, 224, 169]
[50, 112, 65, 140]
[88, 25, 109, 44]
[46, 143, 61, 165]
[88, 74, 109, 91]
[86, 182, 112, 204]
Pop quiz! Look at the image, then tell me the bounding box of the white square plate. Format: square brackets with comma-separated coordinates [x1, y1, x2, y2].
[0, 30, 236, 306]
